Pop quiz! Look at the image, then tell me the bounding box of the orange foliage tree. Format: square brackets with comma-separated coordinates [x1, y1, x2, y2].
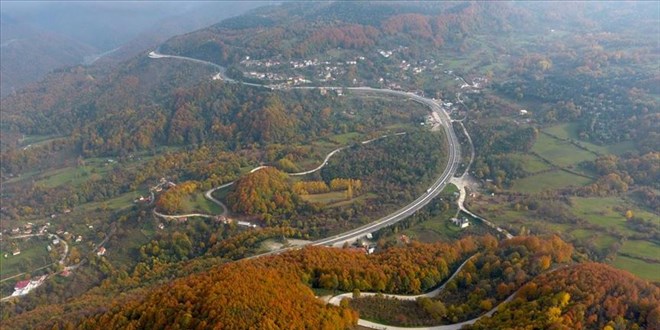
[226, 167, 299, 218]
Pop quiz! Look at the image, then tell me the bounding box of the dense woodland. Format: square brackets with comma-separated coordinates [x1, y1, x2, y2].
[5, 236, 486, 329]
[227, 167, 300, 220]
[466, 263, 660, 330]
[321, 131, 447, 202]
[0, 92, 427, 222]
[350, 236, 574, 326]
[4, 236, 658, 330]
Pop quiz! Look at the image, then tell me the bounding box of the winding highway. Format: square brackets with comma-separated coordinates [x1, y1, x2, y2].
[149, 49, 462, 247]
[312, 88, 461, 247]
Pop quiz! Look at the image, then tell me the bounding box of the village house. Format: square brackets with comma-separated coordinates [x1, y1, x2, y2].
[13, 280, 30, 293]
[451, 217, 470, 229]
[12, 275, 47, 296]
[97, 247, 106, 256]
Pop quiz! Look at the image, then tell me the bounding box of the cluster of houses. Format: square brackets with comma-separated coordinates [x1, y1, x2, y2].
[234, 46, 474, 93]
[136, 177, 175, 205]
[459, 76, 488, 90]
[351, 233, 376, 254]
[12, 275, 47, 297]
[245, 71, 287, 81]
[151, 178, 176, 193]
[398, 60, 427, 75]
[377, 46, 411, 58]
[9, 222, 49, 236]
[237, 54, 369, 86]
[240, 56, 280, 68]
[451, 217, 471, 229]
[134, 194, 154, 204]
[422, 111, 444, 130]
[4, 222, 53, 257]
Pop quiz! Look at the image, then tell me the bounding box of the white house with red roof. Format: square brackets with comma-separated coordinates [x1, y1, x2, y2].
[14, 280, 29, 291]
[12, 276, 47, 296]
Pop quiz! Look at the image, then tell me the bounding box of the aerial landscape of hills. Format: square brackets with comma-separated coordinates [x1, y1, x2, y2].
[0, 2, 658, 329]
[0, 1, 263, 97]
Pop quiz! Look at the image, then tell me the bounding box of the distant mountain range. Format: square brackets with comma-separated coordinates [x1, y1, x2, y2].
[0, 2, 265, 97]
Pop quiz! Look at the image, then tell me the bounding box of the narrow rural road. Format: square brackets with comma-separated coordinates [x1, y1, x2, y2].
[153, 132, 409, 230]
[329, 254, 478, 304]
[329, 262, 567, 330]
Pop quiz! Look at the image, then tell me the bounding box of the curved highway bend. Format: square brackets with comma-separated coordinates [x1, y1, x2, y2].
[149, 50, 461, 247]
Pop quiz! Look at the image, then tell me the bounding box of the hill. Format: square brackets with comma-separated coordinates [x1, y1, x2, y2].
[467, 262, 660, 330]
[3, 236, 658, 329]
[0, 14, 97, 97]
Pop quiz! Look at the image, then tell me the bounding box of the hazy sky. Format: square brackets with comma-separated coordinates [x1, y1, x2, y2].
[1, 2, 261, 46]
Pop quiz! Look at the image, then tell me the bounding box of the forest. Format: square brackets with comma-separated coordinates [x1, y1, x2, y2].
[350, 236, 574, 326]
[466, 263, 660, 330]
[4, 236, 658, 330]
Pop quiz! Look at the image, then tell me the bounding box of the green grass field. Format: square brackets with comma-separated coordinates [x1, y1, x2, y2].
[109, 223, 154, 267]
[474, 196, 659, 280]
[328, 132, 361, 145]
[33, 161, 116, 189]
[507, 153, 552, 174]
[543, 123, 636, 156]
[180, 192, 224, 214]
[327, 193, 377, 208]
[568, 197, 659, 280]
[532, 134, 597, 168]
[571, 197, 657, 236]
[402, 184, 477, 243]
[0, 240, 53, 279]
[611, 255, 660, 281]
[301, 190, 377, 209]
[620, 240, 660, 261]
[510, 170, 593, 193]
[593, 234, 619, 252]
[568, 228, 594, 240]
[78, 191, 145, 212]
[301, 191, 347, 204]
[19, 134, 63, 147]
